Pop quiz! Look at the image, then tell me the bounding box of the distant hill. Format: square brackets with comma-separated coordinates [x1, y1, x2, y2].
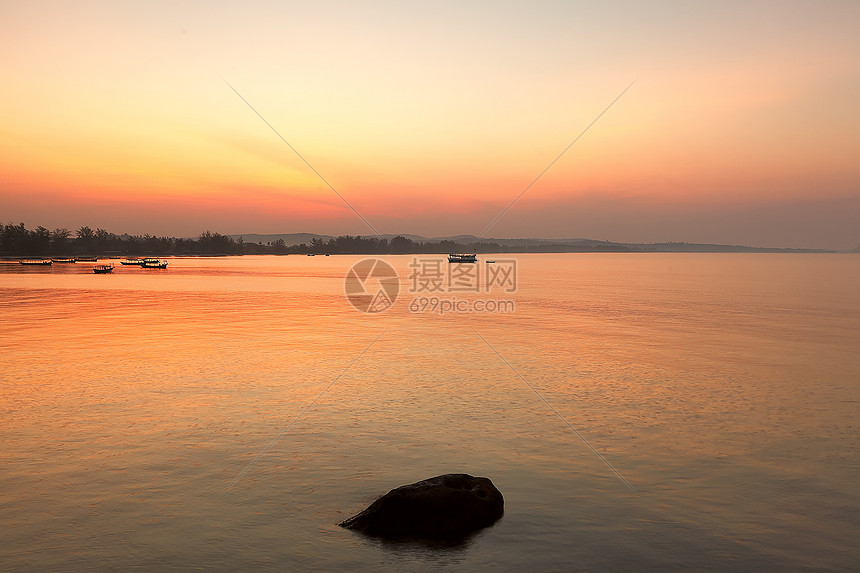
[230, 233, 831, 253]
[232, 233, 335, 246]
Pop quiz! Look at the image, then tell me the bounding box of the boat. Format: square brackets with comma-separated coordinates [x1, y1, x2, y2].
[76, 256, 98, 262]
[307, 254, 316, 256]
[93, 264, 114, 274]
[120, 259, 143, 265]
[20, 259, 52, 266]
[447, 253, 477, 263]
[51, 258, 76, 263]
[486, 260, 496, 264]
[141, 258, 168, 269]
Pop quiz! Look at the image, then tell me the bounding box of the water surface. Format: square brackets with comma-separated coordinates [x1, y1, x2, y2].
[1, 254, 858, 571]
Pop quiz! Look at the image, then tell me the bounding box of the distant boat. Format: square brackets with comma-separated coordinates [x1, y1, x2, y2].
[448, 253, 477, 263]
[486, 260, 496, 264]
[307, 254, 316, 256]
[141, 258, 168, 269]
[51, 258, 76, 263]
[120, 259, 143, 265]
[20, 259, 52, 266]
[76, 256, 98, 262]
[325, 254, 330, 256]
[93, 264, 114, 274]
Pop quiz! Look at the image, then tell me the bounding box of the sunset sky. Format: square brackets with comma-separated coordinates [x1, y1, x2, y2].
[2, 1, 859, 249]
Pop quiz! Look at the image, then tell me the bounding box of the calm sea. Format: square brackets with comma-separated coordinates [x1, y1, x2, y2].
[1, 254, 858, 571]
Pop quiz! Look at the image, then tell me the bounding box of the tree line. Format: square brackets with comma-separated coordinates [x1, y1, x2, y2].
[0, 223, 244, 256]
[0, 222, 504, 256]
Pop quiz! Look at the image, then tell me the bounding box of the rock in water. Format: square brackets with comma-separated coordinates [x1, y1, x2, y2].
[338, 474, 504, 540]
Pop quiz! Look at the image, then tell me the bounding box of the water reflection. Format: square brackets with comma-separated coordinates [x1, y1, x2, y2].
[368, 529, 482, 567]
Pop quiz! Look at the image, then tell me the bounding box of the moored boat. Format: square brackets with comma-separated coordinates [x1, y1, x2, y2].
[120, 259, 143, 265]
[448, 253, 477, 263]
[76, 256, 98, 262]
[93, 264, 114, 274]
[20, 259, 52, 266]
[51, 258, 76, 263]
[141, 258, 168, 269]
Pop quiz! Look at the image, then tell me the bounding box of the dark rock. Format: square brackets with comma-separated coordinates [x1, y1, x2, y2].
[338, 473, 504, 540]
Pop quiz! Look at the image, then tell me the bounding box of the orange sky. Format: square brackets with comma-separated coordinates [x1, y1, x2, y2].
[2, 1, 859, 248]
